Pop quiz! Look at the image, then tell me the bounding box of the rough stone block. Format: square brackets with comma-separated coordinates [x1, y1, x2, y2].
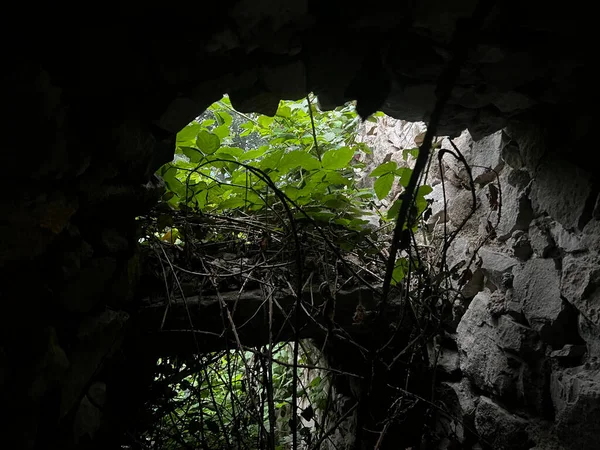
[474, 396, 530, 450]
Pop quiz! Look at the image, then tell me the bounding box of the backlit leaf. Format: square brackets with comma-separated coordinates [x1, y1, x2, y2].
[374, 173, 394, 200]
[196, 131, 220, 154]
[321, 146, 354, 170]
[369, 161, 397, 177]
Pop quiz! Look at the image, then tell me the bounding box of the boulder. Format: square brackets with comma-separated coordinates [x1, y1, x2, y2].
[457, 291, 544, 406]
[551, 366, 600, 450]
[474, 396, 531, 450]
[530, 157, 592, 232]
[513, 258, 569, 346]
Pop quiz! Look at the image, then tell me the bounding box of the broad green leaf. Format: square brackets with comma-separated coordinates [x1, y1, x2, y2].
[219, 197, 246, 209]
[321, 146, 354, 170]
[200, 119, 215, 128]
[399, 168, 412, 188]
[214, 111, 232, 126]
[417, 185, 433, 197]
[283, 185, 302, 200]
[369, 161, 397, 177]
[216, 146, 244, 159]
[279, 150, 320, 171]
[176, 122, 200, 145]
[258, 149, 285, 170]
[196, 131, 220, 154]
[212, 124, 230, 139]
[276, 105, 292, 118]
[374, 173, 394, 200]
[258, 115, 274, 128]
[181, 146, 202, 163]
[392, 258, 409, 285]
[402, 147, 420, 161]
[239, 146, 268, 161]
[324, 171, 351, 186]
[387, 199, 401, 220]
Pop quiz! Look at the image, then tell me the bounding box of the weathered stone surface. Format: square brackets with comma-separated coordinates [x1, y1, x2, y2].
[530, 157, 592, 231]
[431, 346, 460, 377]
[528, 217, 556, 257]
[561, 253, 600, 326]
[578, 314, 600, 358]
[457, 291, 543, 404]
[582, 219, 600, 251]
[493, 169, 534, 240]
[474, 396, 530, 450]
[479, 246, 518, 290]
[513, 258, 567, 345]
[551, 366, 600, 449]
[448, 189, 477, 228]
[509, 230, 533, 261]
[550, 344, 586, 362]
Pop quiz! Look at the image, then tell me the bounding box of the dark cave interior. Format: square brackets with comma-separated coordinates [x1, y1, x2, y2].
[1, 3, 600, 449]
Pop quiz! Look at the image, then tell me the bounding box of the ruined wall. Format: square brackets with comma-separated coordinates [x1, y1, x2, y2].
[359, 117, 600, 449]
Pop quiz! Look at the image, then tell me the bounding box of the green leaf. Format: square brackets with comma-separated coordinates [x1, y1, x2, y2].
[258, 115, 274, 128]
[392, 258, 409, 285]
[279, 150, 320, 171]
[196, 131, 220, 154]
[387, 199, 401, 220]
[180, 146, 202, 163]
[276, 105, 292, 118]
[321, 146, 354, 170]
[239, 146, 268, 161]
[399, 168, 412, 188]
[369, 161, 397, 177]
[176, 122, 200, 145]
[417, 185, 433, 197]
[212, 124, 230, 140]
[324, 171, 351, 186]
[402, 147, 420, 161]
[259, 149, 285, 170]
[374, 173, 394, 200]
[216, 146, 244, 159]
[215, 111, 232, 126]
[219, 197, 246, 209]
[323, 131, 336, 142]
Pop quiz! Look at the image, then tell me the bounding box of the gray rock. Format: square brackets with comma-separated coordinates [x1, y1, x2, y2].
[447, 189, 477, 228]
[530, 157, 592, 231]
[513, 258, 566, 345]
[561, 253, 600, 326]
[457, 291, 543, 405]
[509, 230, 533, 261]
[582, 219, 600, 254]
[578, 314, 600, 358]
[528, 217, 556, 257]
[501, 137, 524, 170]
[551, 366, 600, 449]
[479, 246, 518, 290]
[550, 344, 586, 362]
[492, 169, 534, 240]
[474, 396, 530, 450]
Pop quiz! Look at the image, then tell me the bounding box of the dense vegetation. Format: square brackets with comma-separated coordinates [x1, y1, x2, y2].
[137, 95, 439, 449]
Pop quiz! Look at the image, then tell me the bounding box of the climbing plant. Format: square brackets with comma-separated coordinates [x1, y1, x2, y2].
[136, 95, 445, 450]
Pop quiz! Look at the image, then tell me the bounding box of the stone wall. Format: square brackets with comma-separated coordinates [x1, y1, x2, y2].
[359, 116, 600, 449]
